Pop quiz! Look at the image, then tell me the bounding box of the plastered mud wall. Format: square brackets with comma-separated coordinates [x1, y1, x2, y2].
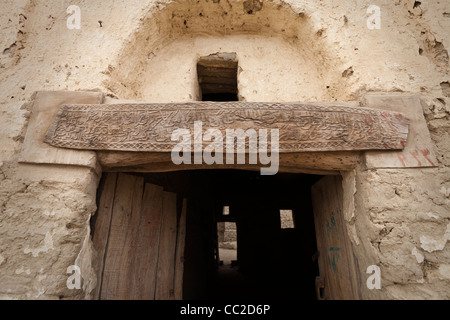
[0, 0, 449, 299]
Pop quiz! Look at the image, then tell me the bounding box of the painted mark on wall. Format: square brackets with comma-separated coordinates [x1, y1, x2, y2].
[397, 148, 435, 167]
[323, 215, 343, 279]
[324, 215, 340, 241]
[327, 247, 343, 279]
[410, 150, 422, 166]
[421, 149, 435, 166]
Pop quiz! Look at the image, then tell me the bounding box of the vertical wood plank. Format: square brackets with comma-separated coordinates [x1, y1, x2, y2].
[155, 191, 178, 300]
[174, 198, 187, 300]
[92, 172, 118, 300]
[130, 183, 164, 299]
[100, 173, 144, 300]
[312, 177, 336, 299]
[311, 175, 359, 300]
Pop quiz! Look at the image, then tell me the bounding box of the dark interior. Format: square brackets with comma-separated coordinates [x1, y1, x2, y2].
[197, 53, 239, 102]
[201, 92, 238, 102]
[138, 169, 322, 300]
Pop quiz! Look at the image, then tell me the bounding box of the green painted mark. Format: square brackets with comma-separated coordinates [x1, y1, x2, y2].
[331, 215, 340, 240]
[328, 247, 343, 279]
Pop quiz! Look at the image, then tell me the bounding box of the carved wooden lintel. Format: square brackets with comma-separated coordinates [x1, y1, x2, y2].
[44, 102, 409, 153]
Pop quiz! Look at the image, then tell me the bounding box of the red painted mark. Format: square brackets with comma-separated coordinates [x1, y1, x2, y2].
[362, 114, 374, 134]
[421, 149, 435, 166]
[395, 113, 405, 123]
[363, 114, 374, 125]
[380, 112, 395, 131]
[410, 150, 422, 166]
[400, 139, 406, 148]
[397, 153, 407, 167]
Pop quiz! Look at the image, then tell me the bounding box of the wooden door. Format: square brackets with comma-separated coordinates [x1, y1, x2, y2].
[93, 173, 187, 300]
[311, 175, 359, 300]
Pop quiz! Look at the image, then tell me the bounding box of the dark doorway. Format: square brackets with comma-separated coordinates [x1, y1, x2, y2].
[93, 169, 325, 300]
[130, 169, 322, 300]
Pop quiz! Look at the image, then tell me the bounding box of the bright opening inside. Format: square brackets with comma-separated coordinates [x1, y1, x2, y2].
[280, 209, 295, 229]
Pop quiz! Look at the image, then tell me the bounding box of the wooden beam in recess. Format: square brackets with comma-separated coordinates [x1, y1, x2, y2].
[96, 151, 361, 174]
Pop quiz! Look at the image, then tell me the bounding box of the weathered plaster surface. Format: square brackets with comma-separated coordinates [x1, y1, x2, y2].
[0, 0, 449, 299]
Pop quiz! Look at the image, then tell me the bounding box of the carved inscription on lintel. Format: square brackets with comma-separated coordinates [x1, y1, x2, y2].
[44, 102, 409, 152]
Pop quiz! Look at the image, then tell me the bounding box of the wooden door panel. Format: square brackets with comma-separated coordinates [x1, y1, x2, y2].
[94, 173, 187, 300]
[311, 175, 358, 300]
[130, 182, 164, 299]
[155, 191, 178, 300]
[92, 172, 117, 299]
[174, 198, 187, 300]
[100, 173, 144, 299]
